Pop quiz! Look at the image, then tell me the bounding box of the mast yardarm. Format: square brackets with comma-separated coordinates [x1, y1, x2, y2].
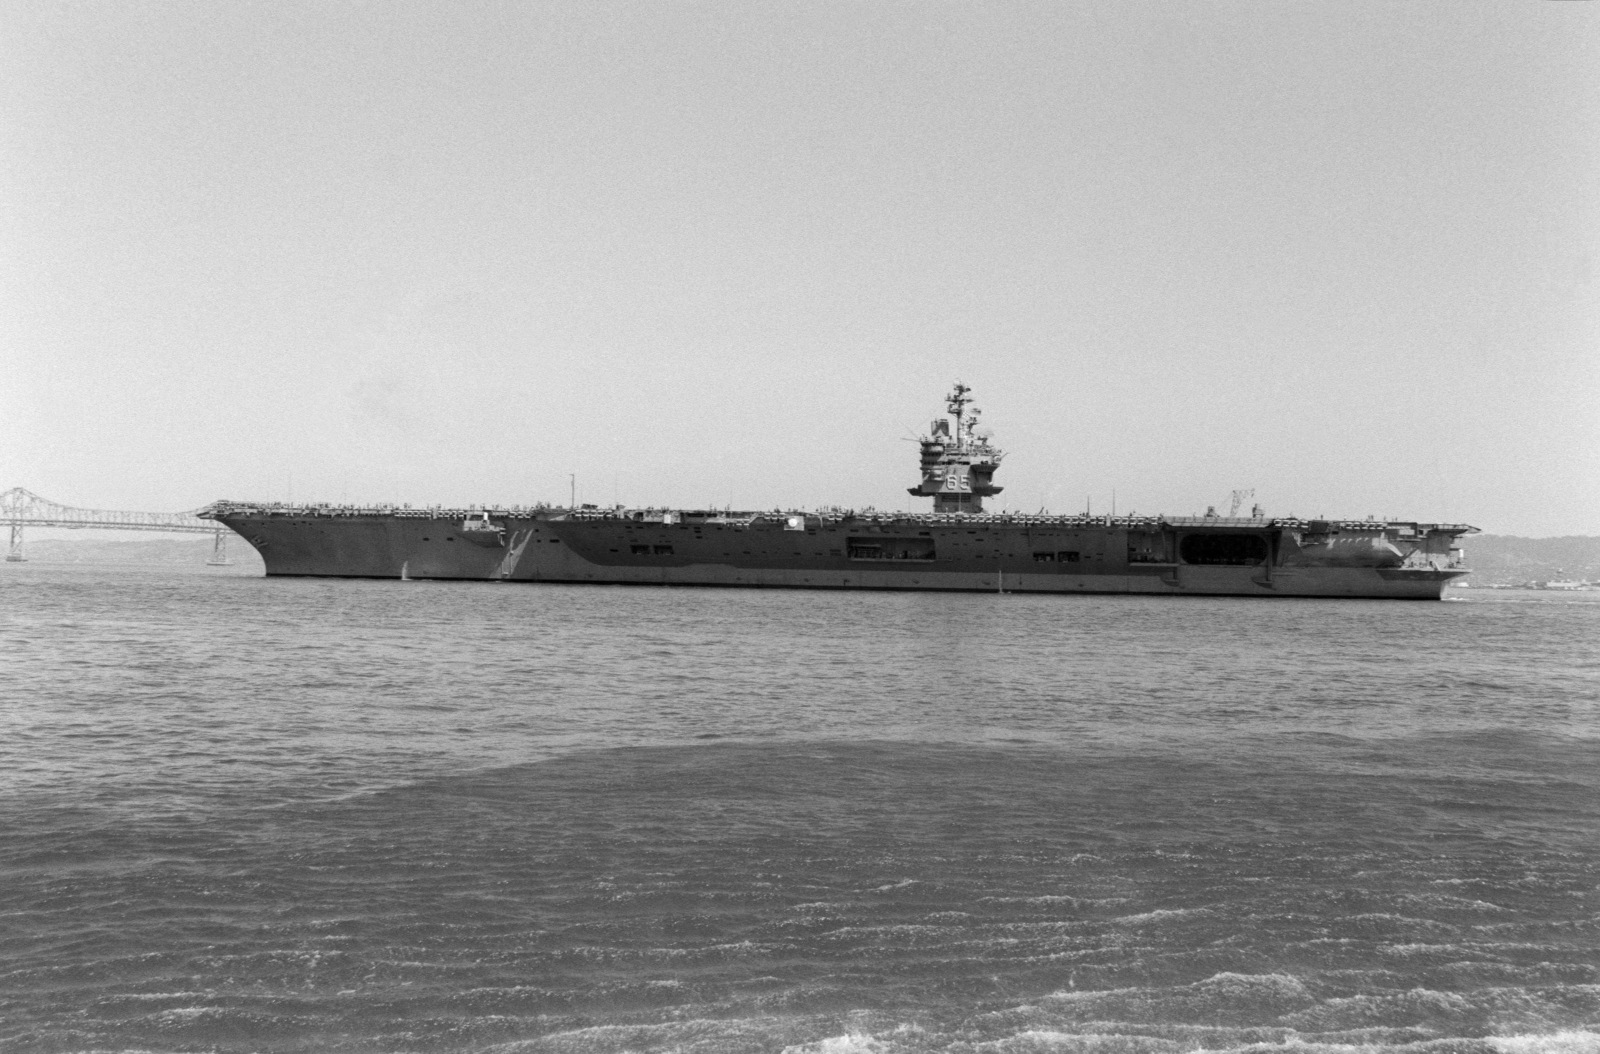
[908, 383, 1005, 513]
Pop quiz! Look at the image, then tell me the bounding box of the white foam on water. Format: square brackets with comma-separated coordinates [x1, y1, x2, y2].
[1378, 942, 1473, 957]
[1399, 892, 1513, 914]
[780, 1032, 893, 1053]
[821, 923, 953, 937]
[481, 1016, 774, 1053]
[993, 919, 1088, 933]
[457, 984, 551, 997]
[1281, 983, 1586, 1034]
[1345, 913, 1461, 931]
[870, 879, 920, 892]
[157, 1004, 212, 1023]
[965, 1030, 1600, 1054]
[971, 1029, 1179, 1052]
[1045, 971, 1314, 1008]
[93, 990, 212, 1002]
[1488, 1031, 1600, 1054]
[1110, 907, 1212, 925]
[620, 938, 787, 961]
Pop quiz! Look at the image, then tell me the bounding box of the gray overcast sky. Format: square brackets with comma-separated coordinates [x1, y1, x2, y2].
[4, 2, 1596, 535]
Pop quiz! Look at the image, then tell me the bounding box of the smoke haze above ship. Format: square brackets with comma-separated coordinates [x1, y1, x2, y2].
[3, 3, 1597, 535]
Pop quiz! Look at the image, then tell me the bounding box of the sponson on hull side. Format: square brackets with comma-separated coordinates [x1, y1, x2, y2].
[539, 509, 1476, 599]
[198, 385, 1478, 599]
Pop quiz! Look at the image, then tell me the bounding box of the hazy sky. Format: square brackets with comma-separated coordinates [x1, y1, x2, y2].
[4, 2, 1597, 535]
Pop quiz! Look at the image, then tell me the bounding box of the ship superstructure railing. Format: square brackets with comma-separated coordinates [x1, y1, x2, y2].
[558, 508, 1479, 534]
[197, 500, 1478, 537]
[197, 501, 557, 520]
[779, 511, 1476, 533]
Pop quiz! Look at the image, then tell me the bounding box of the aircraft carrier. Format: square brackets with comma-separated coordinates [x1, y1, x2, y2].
[199, 385, 1477, 599]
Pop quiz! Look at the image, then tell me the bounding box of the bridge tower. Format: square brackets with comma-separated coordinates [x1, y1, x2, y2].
[6, 524, 23, 562]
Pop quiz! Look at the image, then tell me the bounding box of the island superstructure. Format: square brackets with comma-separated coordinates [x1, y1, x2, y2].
[908, 383, 1004, 514]
[199, 385, 1477, 599]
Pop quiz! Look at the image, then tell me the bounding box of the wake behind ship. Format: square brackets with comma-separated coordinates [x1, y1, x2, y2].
[199, 385, 1476, 599]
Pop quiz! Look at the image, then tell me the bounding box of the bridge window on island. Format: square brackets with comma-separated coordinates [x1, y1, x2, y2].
[847, 537, 936, 561]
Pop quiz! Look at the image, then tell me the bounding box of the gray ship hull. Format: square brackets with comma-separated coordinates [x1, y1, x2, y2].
[208, 507, 1471, 600]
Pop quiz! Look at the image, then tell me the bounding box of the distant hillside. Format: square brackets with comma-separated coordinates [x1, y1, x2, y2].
[1459, 534, 1600, 587]
[16, 535, 265, 571]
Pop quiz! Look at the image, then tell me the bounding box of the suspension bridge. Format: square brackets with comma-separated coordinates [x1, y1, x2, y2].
[0, 487, 233, 564]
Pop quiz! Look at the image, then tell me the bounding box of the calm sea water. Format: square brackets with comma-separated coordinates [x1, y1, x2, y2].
[2, 564, 1597, 1053]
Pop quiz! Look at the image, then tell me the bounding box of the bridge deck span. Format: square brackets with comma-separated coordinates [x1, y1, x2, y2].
[2, 487, 232, 562]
